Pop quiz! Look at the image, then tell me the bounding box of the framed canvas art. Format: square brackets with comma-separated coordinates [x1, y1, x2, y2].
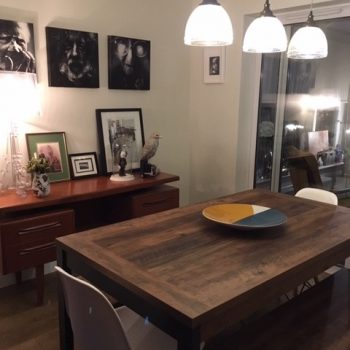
[108, 35, 150, 90]
[46, 26, 99, 88]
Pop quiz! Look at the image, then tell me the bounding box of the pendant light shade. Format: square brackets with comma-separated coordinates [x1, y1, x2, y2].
[243, 0, 287, 53]
[287, 11, 328, 59]
[184, 0, 233, 46]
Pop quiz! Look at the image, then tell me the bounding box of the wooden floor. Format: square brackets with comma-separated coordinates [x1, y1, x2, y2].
[0, 273, 59, 350]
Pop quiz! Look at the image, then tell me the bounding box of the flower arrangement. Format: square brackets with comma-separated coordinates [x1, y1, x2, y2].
[26, 153, 50, 174]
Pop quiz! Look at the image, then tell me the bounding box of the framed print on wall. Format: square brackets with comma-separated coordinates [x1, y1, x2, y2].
[46, 26, 99, 88]
[26, 132, 70, 182]
[96, 108, 145, 175]
[0, 18, 36, 73]
[108, 35, 150, 90]
[203, 47, 225, 84]
[68, 152, 99, 179]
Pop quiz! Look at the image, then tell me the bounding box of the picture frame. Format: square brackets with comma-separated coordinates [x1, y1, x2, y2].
[203, 47, 225, 84]
[108, 35, 150, 90]
[96, 108, 145, 175]
[45, 26, 99, 88]
[26, 132, 70, 182]
[68, 152, 99, 179]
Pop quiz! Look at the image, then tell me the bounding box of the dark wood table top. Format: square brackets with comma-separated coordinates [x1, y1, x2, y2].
[0, 172, 179, 214]
[57, 189, 350, 347]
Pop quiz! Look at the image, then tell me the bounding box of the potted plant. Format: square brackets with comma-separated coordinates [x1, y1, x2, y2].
[26, 153, 51, 197]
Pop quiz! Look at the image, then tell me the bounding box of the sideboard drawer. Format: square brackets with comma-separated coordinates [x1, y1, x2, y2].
[128, 185, 179, 218]
[0, 209, 75, 273]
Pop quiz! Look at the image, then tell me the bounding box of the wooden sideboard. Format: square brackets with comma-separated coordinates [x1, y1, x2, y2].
[0, 172, 179, 304]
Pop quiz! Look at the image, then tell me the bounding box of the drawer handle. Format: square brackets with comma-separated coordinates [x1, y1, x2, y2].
[19, 242, 56, 255]
[18, 221, 63, 235]
[142, 199, 167, 208]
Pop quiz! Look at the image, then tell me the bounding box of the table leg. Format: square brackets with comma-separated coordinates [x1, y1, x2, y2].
[35, 264, 44, 306]
[56, 247, 74, 350]
[177, 329, 201, 350]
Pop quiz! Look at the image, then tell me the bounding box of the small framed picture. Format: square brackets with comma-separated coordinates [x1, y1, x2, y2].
[68, 152, 99, 179]
[96, 108, 145, 175]
[26, 132, 70, 182]
[46, 26, 99, 88]
[203, 47, 225, 84]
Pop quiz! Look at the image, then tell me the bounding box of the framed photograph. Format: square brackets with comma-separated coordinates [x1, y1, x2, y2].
[108, 35, 150, 90]
[46, 26, 99, 88]
[96, 108, 145, 175]
[26, 132, 70, 182]
[203, 47, 225, 84]
[0, 19, 36, 73]
[68, 152, 99, 179]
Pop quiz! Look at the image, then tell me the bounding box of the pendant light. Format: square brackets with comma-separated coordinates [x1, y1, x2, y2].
[243, 0, 287, 53]
[287, 3, 328, 59]
[184, 0, 233, 46]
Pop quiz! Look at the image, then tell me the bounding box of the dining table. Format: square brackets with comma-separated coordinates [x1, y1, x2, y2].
[56, 188, 350, 350]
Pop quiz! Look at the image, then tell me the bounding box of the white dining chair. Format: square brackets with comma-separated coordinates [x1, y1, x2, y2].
[55, 266, 177, 350]
[294, 187, 339, 295]
[295, 187, 338, 205]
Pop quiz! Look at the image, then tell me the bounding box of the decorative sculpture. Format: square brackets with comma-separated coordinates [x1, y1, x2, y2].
[140, 132, 161, 177]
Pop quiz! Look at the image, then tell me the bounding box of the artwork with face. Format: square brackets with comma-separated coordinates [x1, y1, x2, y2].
[108, 35, 150, 90]
[0, 19, 36, 73]
[46, 27, 99, 88]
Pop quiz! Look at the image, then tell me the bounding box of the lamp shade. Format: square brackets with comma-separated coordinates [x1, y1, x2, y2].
[287, 12, 328, 59]
[184, 0, 233, 46]
[243, 0, 287, 53]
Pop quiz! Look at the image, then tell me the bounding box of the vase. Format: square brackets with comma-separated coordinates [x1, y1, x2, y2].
[32, 172, 50, 197]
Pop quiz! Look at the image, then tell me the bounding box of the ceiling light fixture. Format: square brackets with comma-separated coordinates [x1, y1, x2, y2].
[287, 2, 328, 59]
[184, 0, 233, 46]
[243, 0, 287, 53]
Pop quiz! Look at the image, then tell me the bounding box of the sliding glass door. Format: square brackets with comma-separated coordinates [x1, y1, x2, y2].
[254, 14, 350, 199]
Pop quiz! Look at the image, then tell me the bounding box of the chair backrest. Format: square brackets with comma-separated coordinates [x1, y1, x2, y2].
[55, 266, 131, 350]
[287, 153, 323, 193]
[295, 187, 338, 205]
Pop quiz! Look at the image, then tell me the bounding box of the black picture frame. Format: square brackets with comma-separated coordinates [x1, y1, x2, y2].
[68, 152, 99, 179]
[96, 108, 145, 175]
[108, 35, 150, 90]
[46, 26, 99, 88]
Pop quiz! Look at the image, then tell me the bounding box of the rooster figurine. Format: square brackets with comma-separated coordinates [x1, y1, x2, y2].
[140, 132, 161, 177]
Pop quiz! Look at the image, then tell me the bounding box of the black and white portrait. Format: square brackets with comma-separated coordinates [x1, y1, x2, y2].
[0, 19, 36, 73]
[46, 27, 99, 88]
[108, 35, 150, 90]
[209, 56, 220, 76]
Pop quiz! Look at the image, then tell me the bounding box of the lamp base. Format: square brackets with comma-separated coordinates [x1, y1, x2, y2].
[110, 173, 135, 182]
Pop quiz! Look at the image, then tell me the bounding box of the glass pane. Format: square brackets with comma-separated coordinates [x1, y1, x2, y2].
[255, 15, 350, 203]
[281, 17, 350, 200]
[254, 54, 280, 190]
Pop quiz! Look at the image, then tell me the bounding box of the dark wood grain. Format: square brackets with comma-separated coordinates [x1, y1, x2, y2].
[56, 189, 350, 349]
[0, 172, 179, 214]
